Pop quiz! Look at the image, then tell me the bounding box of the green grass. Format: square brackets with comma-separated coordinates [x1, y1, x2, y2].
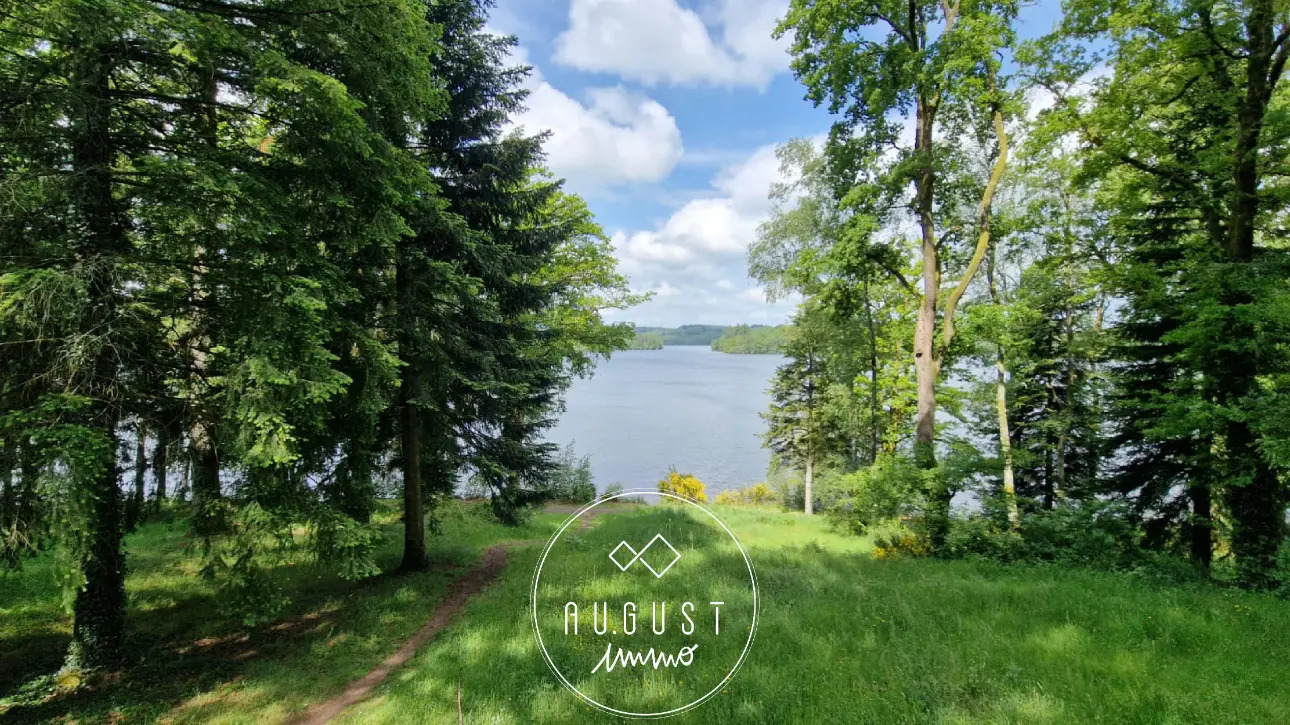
[0, 501, 561, 723]
[338, 505, 1290, 725]
[4, 503, 1289, 723]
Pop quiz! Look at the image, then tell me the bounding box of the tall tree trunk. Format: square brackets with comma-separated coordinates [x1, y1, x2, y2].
[804, 350, 816, 515]
[863, 270, 880, 464]
[396, 256, 428, 572]
[126, 423, 146, 530]
[178, 455, 190, 503]
[995, 355, 1018, 528]
[987, 246, 1018, 530]
[1042, 412, 1056, 510]
[913, 95, 945, 547]
[153, 422, 169, 508]
[189, 421, 221, 534]
[1220, 0, 1285, 589]
[65, 35, 127, 670]
[68, 434, 126, 670]
[0, 439, 13, 532]
[1188, 478, 1213, 574]
[16, 443, 38, 537]
[926, 72, 1009, 546]
[803, 457, 814, 516]
[188, 59, 222, 534]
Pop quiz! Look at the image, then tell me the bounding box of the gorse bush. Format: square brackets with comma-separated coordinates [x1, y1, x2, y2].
[872, 518, 933, 559]
[714, 482, 776, 505]
[658, 469, 707, 502]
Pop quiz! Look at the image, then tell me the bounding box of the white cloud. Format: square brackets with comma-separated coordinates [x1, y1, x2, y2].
[554, 0, 790, 89]
[609, 142, 802, 326]
[508, 46, 683, 190]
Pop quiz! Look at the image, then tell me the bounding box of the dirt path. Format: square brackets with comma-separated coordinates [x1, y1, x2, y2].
[292, 503, 621, 724]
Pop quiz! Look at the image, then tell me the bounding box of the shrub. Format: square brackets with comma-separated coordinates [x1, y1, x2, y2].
[658, 469, 707, 502]
[871, 518, 933, 559]
[1275, 541, 1290, 598]
[543, 444, 597, 503]
[945, 500, 1157, 573]
[824, 455, 924, 534]
[714, 482, 777, 506]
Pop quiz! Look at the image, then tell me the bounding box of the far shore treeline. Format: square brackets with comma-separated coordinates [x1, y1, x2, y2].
[628, 324, 792, 353]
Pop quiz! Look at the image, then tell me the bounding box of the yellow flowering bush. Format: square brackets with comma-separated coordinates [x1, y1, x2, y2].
[657, 470, 707, 502]
[714, 482, 776, 506]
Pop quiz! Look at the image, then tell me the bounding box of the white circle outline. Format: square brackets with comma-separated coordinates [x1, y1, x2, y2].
[529, 490, 760, 719]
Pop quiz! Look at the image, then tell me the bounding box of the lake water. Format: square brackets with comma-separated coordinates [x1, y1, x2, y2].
[547, 346, 784, 495]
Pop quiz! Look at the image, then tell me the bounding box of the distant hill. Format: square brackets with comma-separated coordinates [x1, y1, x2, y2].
[634, 324, 728, 346]
[626, 331, 664, 350]
[711, 324, 792, 354]
[627, 324, 790, 353]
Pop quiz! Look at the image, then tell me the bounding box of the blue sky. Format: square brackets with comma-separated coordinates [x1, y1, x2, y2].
[489, 0, 1064, 327]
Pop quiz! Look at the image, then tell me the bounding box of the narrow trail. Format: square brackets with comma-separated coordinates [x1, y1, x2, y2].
[292, 504, 616, 724]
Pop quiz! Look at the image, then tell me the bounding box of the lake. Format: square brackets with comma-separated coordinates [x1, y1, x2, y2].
[547, 346, 784, 495]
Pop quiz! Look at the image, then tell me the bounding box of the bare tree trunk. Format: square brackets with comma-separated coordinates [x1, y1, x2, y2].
[987, 246, 1018, 531]
[804, 458, 814, 516]
[913, 95, 943, 544]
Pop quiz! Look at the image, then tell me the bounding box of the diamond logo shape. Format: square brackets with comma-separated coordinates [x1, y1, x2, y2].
[608, 533, 681, 578]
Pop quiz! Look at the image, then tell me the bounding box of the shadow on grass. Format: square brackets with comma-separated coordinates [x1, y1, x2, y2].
[0, 523, 483, 724]
[339, 542, 1290, 725]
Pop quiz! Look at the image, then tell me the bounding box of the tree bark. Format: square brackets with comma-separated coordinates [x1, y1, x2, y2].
[1220, 0, 1285, 589]
[16, 444, 37, 538]
[1043, 383, 1057, 510]
[923, 66, 1009, 546]
[0, 439, 13, 532]
[187, 57, 223, 535]
[65, 34, 127, 670]
[1188, 478, 1212, 574]
[912, 94, 940, 475]
[126, 423, 147, 530]
[987, 246, 1018, 531]
[804, 458, 814, 516]
[189, 420, 221, 534]
[396, 254, 428, 572]
[153, 422, 169, 507]
[863, 270, 880, 464]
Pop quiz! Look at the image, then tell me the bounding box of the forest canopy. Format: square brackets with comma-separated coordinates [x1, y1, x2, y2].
[0, 0, 640, 671]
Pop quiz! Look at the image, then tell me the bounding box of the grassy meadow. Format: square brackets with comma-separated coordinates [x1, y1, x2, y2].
[3, 502, 1289, 723]
[0, 503, 561, 723]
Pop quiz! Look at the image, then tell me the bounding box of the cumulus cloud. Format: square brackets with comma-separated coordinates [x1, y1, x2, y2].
[610, 143, 801, 326]
[553, 0, 790, 89]
[507, 46, 683, 190]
